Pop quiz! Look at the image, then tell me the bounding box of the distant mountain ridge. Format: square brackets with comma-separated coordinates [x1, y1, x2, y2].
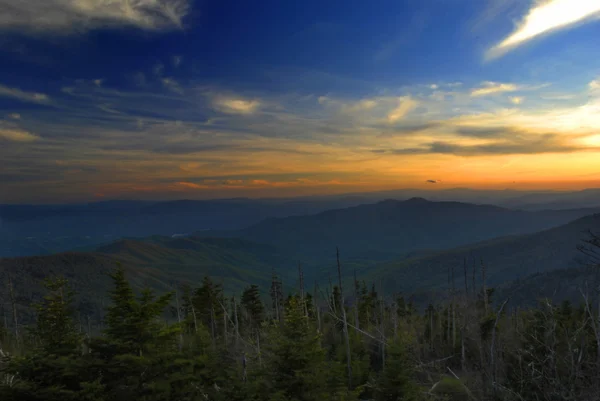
[3, 187, 600, 257]
[204, 198, 600, 262]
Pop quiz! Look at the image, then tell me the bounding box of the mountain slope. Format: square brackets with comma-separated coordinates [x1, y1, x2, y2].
[207, 198, 600, 261]
[0, 236, 283, 322]
[365, 213, 600, 295]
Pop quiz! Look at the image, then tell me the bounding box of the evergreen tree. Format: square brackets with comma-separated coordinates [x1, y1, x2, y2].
[88, 268, 187, 401]
[241, 284, 265, 330]
[260, 297, 351, 401]
[372, 337, 419, 401]
[0, 278, 103, 401]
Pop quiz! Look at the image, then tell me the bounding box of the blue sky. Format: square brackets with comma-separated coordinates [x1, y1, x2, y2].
[2, 0, 600, 203]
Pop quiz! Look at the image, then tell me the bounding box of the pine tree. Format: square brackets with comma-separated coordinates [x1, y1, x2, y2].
[193, 277, 225, 345]
[0, 278, 104, 401]
[260, 296, 348, 401]
[88, 268, 187, 401]
[372, 337, 419, 401]
[241, 284, 265, 331]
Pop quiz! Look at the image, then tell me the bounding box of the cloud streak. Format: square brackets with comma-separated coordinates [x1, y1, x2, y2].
[471, 81, 518, 97]
[213, 97, 261, 115]
[3, 77, 600, 202]
[0, 84, 50, 103]
[0, 0, 190, 34]
[0, 126, 39, 142]
[387, 96, 418, 123]
[487, 0, 600, 59]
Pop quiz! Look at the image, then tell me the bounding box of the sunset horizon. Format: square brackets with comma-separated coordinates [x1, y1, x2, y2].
[2, 0, 600, 203]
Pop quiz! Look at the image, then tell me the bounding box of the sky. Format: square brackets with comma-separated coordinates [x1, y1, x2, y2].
[2, 0, 600, 203]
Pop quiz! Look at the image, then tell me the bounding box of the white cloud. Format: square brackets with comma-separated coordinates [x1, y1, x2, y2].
[487, 0, 600, 59]
[340, 99, 378, 114]
[214, 97, 261, 115]
[509, 96, 524, 105]
[590, 79, 600, 91]
[320, 94, 417, 121]
[0, 84, 50, 103]
[471, 81, 518, 97]
[7, 113, 21, 120]
[94, 79, 103, 87]
[387, 96, 418, 123]
[0, 0, 190, 34]
[0, 126, 39, 142]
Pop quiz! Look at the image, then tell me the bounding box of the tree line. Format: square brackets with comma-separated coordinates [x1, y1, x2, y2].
[1, 236, 600, 401]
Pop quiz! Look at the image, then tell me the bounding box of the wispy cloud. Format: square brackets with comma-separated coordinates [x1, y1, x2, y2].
[153, 63, 165, 77]
[161, 77, 183, 94]
[378, 132, 587, 156]
[387, 96, 418, 123]
[7, 113, 21, 120]
[3, 77, 600, 202]
[0, 84, 50, 103]
[509, 96, 524, 105]
[487, 0, 600, 59]
[0, 125, 39, 142]
[213, 97, 261, 115]
[319, 95, 417, 123]
[0, 0, 191, 34]
[471, 81, 518, 97]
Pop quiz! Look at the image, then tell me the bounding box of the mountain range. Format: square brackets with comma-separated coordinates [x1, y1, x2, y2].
[3, 187, 600, 258]
[1, 195, 600, 318]
[205, 198, 600, 262]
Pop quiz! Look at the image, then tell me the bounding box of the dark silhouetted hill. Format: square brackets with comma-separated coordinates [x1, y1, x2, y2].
[206, 198, 600, 261]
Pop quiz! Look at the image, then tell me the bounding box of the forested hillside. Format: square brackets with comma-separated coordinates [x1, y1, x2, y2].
[2, 243, 600, 401]
[0, 237, 289, 322]
[2, 201, 600, 400]
[367, 213, 600, 295]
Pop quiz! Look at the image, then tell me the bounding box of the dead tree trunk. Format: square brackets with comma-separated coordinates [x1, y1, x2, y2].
[314, 281, 322, 332]
[491, 298, 509, 395]
[337, 247, 353, 389]
[481, 259, 488, 313]
[174, 285, 183, 351]
[380, 289, 385, 369]
[463, 257, 468, 296]
[223, 303, 228, 350]
[298, 262, 308, 318]
[452, 266, 456, 349]
[210, 303, 217, 347]
[353, 269, 360, 331]
[447, 266, 451, 346]
[8, 276, 19, 347]
[234, 296, 240, 348]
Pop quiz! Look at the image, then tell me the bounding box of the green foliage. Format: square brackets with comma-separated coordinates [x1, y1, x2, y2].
[7, 252, 600, 401]
[372, 338, 420, 401]
[0, 278, 102, 401]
